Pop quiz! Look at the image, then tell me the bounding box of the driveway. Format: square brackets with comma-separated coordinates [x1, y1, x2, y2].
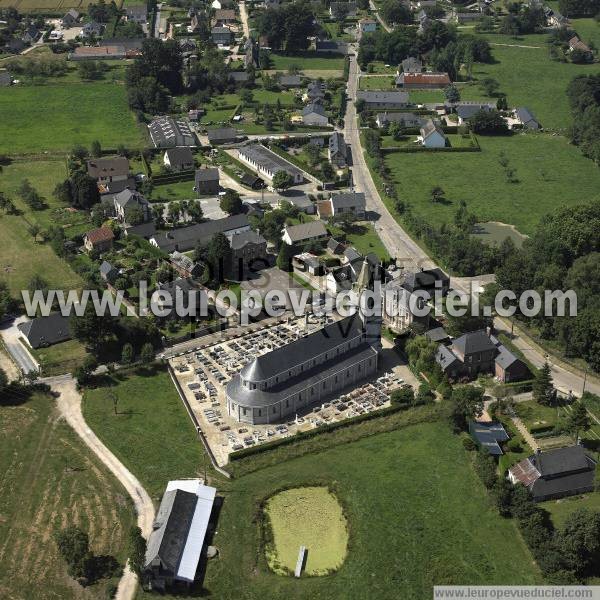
[0, 316, 38, 375]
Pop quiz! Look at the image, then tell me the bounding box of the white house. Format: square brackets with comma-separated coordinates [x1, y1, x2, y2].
[282, 221, 328, 246]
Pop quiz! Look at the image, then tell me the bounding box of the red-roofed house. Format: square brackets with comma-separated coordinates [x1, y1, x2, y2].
[84, 227, 114, 254]
[396, 72, 451, 89]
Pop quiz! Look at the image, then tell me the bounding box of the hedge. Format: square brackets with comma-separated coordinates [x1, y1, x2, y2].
[152, 170, 196, 185]
[494, 379, 535, 397]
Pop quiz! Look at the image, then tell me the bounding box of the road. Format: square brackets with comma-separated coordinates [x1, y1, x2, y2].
[153, 3, 162, 38]
[344, 52, 600, 400]
[239, 1, 251, 38]
[0, 316, 39, 374]
[369, 0, 391, 32]
[45, 374, 155, 600]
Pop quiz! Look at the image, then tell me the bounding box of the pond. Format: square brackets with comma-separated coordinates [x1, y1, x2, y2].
[471, 221, 527, 248]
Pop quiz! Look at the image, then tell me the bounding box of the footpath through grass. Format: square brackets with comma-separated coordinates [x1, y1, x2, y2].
[0, 390, 134, 599]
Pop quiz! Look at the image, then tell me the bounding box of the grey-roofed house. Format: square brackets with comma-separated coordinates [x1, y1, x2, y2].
[425, 326, 450, 344]
[195, 167, 220, 195]
[328, 132, 348, 168]
[280, 195, 315, 214]
[164, 147, 195, 172]
[356, 91, 410, 110]
[329, 1, 357, 17]
[149, 117, 196, 148]
[509, 446, 597, 502]
[402, 267, 450, 296]
[61, 8, 79, 27]
[226, 312, 381, 424]
[150, 214, 250, 253]
[18, 313, 72, 349]
[229, 230, 268, 269]
[493, 341, 530, 383]
[113, 189, 151, 223]
[144, 480, 216, 591]
[282, 220, 328, 246]
[240, 172, 264, 189]
[80, 21, 103, 38]
[125, 4, 148, 22]
[328, 192, 366, 219]
[315, 40, 347, 54]
[327, 237, 345, 255]
[170, 251, 204, 278]
[420, 119, 447, 148]
[238, 144, 304, 185]
[469, 421, 509, 455]
[302, 103, 329, 126]
[124, 221, 157, 239]
[100, 260, 119, 283]
[454, 103, 494, 125]
[278, 74, 302, 88]
[375, 112, 424, 129]
[0, 71, 12, 86]
[207, 128, 238, 145]
[400, 56, 422, 74]
[22, 26, 40, 44]
[211, 26, 233, 46]
[305, 80, 326, 102]
[516, 107, 541, 130]
[87, 156, 130, 186]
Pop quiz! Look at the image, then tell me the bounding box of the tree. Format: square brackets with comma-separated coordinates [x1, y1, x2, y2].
[429, 186, 446, 204]
[500, 13, 521, 37]
[474, 448, 498, 489]
[479, 77, 500, 97]
[391, 384, 415, 406]
[450, 385, 485, 431]
[18, 179, 44, 210]
[532, 362, 554, 405]
[444, 84, 461, 104]
[121, 343, 134, 364]
[70, 172, 100, 209]
[220, 189, 243, 215]
[90, 140, 102, 158]
[206, 232, 232, 284]
[140, 342, 155, 364]
[272, 170, 293, 191]
[127, 526, 147, 577]
[468, 109, 509, 134]
[0, 367, 8, 395]
[70, 303, 114, 352]
[276, 242, 296, 272]
[556, 508, 600, 577]
[566, 402, 591, 441]
[28, 223, 41, 242]
[380, 0, 412, 25]
[54, 526, 92, 579]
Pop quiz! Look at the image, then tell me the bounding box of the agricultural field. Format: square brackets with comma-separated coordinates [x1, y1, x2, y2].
[265, 486, 348, 576]
[383, 133, 600, 236]
[0, 0, 94, 12]
[268, 51, 346, 73]
[0, 82, 146, 154]
[82, 366, 208, 499]
[0, 391, 134, 599]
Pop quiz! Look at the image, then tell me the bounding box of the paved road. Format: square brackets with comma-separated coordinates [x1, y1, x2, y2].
[0, 316, 39, 374]
[46, 374, 155, 600]
[239, 1, 251, 38]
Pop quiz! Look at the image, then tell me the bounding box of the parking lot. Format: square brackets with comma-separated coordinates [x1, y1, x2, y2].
[169, 317, 416, 466]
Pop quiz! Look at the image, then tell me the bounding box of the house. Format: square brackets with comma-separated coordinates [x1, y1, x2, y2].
[207, 128, 238, 145]
[358, 18, 377, 36]
[170, 251, 204, 278]
[0, 71, 12, 87]
[125, 5, 148, 23]
[327, 237, 345, 255]
[144, 480, 216, 592]
[400, 56, 422, 74]
[229, 71, 249, 85]
[282, 221, 328, 246]
[424, 326, 450, 344]
[211, 26, 233, 46]
[452, 11, 481, 23]
[18, 313, 72, 349]
[508, 446, 597, 502]
[469, 421, 509, 455]
[383, 277, 423, 332]
[453, 103, 494, 125]
[396, 72, 451, 89]
[516, 107, 541, 130]
[302, 103, 329, 126]
[164, 147, 195, 172]
[329, 1, 357, 17]
[240, 172, 264, 190]
[213, 9, 236, 24]
[195, 168, 220, 195]
[149, 117, 196, 148]
[278, 74, 302, 88]
[418, 13, 432, 33]
[180, 38, 197, 53]
[69, 45, 129, 60]
[84, 227, 114, 254]
[22, 26, 40, 45]
[87, 156, 130, 184]
[61, 9, 80, 28]
[238, 144, 304, 185]
[568, 35, 591, 54]
[150, 215, 250, 253]
[375, 112, 424, 129]
[492, 336, 530, 382]
[113, 189, 151, 223]
[305, 80, 326, 103]
[80, 21, 104, 38]
[100, 260, 119, 284]
[315, 40, 347, 54]
[229, 230, 268, 270]
[328, 132, 348, 168]
[318, 192, 366, 220]
[401, 267, 450, 296]
[293, 252, 323, 276]
[123, 221, 157, 239]
[356, 91, 410, 110]
[327, 251, 379, 295]
[445, 330, 497, 378]
[420, 119, 447, 148]
[99, 37, 144, 53]
[277, 195, 314, 215]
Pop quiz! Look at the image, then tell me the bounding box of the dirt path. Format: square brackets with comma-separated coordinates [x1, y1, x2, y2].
[0, 346, 19, 382]
[490, 43, 542, 49]
[44, 374, 155, 600]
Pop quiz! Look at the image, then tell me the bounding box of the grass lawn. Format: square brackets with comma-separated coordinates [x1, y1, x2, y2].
[383, 133, 600, 235]
[82, 366, 209, 500]
[0, 83, 146, 154]
[33, 339, 88, 377]
[542, 492, 600, 529]
[148, 179, 197, 202]
[269, 51, 346, 72]
[0, 391, 134, 599]
[265, 486, 348, 576]
[329, 222, 390, 261]
[513, 399, 567, 432]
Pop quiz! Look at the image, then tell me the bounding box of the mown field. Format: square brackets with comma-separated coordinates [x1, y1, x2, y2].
[0, 0, 94, 11]
[268, 51, 346, 72]
[0, 83, 146, 154]
[384, 133, 600, 235]
[0, 391, 134, 599]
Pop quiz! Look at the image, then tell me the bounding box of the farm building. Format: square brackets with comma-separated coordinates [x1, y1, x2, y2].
[238, 144, 304, 185]
[18, 313, 72, 349]
[149, 117, 196, 148]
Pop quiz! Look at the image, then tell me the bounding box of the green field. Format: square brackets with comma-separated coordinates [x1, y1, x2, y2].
[268, 51, 346, 72]
[82, 367, 207, 499]
[33, 339, 88, 376]
[0, 391, 134, 599]
[542, 492, 600, 529]
[329, 222, 390, 261]
[0, 83, 146, 154]
[0, 0, 94, 11]
[383, 133, 600, 235]
[265, 486, 348, 576]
